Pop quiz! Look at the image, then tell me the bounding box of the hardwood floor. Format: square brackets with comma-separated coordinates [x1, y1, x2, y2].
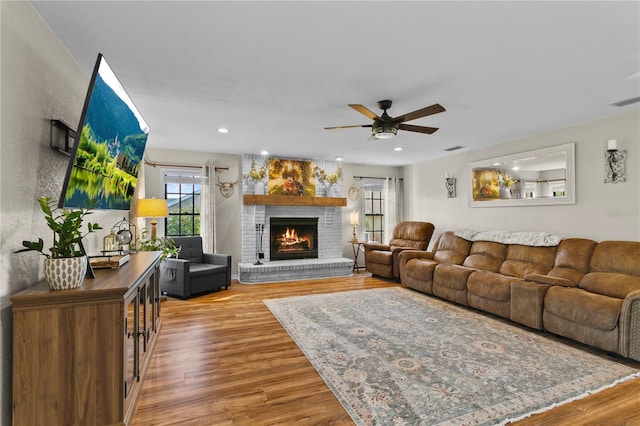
[131, 275, 640, 425]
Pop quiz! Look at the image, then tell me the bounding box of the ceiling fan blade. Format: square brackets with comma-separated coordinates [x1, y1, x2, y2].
[393, 103, 446, 123]
[348, 104, 380, 120]
[325, 124, 372, 130]
[398, 123, 439, 134]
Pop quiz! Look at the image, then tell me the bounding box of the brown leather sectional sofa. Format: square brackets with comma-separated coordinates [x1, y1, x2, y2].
[398, 231, 640, 361]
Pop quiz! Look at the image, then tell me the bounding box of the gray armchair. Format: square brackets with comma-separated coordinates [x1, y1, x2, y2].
[159, 236, 231, 299]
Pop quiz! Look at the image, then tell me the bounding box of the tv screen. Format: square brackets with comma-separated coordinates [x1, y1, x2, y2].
[59, 53, 149, 210]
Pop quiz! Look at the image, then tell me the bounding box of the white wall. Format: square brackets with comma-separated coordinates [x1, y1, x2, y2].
[405, 109, 640, 248]
[0, 3, 135, 423]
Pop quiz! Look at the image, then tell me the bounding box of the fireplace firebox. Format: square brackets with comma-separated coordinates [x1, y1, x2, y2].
[270, 217, 318, 261]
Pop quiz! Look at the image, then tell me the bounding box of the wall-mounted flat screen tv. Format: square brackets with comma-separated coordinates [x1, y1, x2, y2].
[59, 53, 149, 210]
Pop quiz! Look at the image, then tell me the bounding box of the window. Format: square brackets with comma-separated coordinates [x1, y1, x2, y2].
[164, 170, 202, 236]
[359, 176, 403, 245]
[361, 177, 388, 244]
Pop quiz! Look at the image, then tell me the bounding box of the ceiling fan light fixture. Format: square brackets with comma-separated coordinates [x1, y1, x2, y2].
[372, 124, 398, 140]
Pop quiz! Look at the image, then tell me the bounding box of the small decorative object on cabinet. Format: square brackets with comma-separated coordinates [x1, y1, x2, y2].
[14, 196, 102, 290]
[11, 251, 162, 425]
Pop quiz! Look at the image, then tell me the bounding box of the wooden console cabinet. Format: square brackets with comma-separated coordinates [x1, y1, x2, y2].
[11, 251, 162, 426]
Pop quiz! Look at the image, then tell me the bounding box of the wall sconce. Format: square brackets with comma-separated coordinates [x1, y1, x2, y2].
[138, 198, 168, 239]
[445, 173, 456, 198]
[349, 210, 360, 243]
[604, 139, 626, 183]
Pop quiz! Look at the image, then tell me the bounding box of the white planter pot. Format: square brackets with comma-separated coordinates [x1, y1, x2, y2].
[44, 256, 87, 291]
[500, 187, 512, 199]
[326, 184, 336, 197]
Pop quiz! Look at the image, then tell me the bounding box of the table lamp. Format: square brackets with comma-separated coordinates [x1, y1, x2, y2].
[350, 210, 359, 243]
[138, 198, 168, 239]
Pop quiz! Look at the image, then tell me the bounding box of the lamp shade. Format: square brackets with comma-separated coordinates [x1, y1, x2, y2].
[349, 210, 360, 226]
[137, 198, 168, 218]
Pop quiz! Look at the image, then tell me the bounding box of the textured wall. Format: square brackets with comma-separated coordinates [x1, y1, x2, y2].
[0, 3, 129, 423]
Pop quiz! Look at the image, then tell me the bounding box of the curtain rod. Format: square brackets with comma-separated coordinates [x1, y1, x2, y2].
[353, 175, 404, 180]
[144, 158, 228, 171]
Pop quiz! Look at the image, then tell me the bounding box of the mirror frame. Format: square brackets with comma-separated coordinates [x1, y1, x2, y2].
[468, 143, 575, 207]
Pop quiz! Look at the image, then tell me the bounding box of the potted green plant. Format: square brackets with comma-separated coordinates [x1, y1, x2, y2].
[15, 197, 102, 290]
[136, 229, 180, 260]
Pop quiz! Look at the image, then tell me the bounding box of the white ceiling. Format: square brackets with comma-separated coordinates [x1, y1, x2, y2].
[32, 1, 640, 166]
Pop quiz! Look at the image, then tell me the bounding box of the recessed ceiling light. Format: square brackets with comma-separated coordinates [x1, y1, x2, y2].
[336, 157, 343, 162]
[394, 147, 402, 152]
[260, 150, 269, 156]
[512, 166, 520, 171]
[217, 128, 229, 133]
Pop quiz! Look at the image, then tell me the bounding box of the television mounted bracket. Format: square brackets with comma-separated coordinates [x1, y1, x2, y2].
[50, 119, 76, 155]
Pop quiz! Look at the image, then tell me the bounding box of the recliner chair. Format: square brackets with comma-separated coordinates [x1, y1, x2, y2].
[159, 236, 231, 299]
[363, 221, 435, 279]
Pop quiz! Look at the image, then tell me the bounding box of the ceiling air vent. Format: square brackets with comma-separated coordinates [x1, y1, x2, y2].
[611, 97, 640, 107]
[444, 145, 464, 152]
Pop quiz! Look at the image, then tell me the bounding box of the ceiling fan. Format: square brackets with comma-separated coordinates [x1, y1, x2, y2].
[325, 100, 445, 140]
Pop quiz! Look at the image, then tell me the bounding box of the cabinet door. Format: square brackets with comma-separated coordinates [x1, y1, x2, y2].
[151, 265, 161, 332]
[124, 290, 139, 398]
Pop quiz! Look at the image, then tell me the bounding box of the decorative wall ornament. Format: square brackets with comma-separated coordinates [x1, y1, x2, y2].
[604, 140, 626, 183]
[348, 184, 365, 201]
[445, 177, 456, 198]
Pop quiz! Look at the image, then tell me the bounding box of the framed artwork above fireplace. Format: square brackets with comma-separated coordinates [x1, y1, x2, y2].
[267, 159, 316, 197]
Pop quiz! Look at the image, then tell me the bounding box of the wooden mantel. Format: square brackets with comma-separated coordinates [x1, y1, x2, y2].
[243, 194, 347, 207]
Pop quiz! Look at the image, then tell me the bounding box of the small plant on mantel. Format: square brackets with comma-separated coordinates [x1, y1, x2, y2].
[247, 160, 268, 182]
[314, 166, 342, 185]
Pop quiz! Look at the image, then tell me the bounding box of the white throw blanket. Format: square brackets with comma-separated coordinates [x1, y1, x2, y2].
[454, 228, 564, 247]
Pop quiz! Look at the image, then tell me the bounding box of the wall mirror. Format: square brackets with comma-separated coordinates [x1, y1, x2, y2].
[469, 143, 575, 207]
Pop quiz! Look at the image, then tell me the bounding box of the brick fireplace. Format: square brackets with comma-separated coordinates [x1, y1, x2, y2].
[238, 155, 353, 283]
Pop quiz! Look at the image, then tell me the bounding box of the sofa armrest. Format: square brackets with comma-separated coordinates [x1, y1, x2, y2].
[398, 250, 436, 284]
[398, 250, 435, 262]
[363, 243, 391, 253]
[203, 253, 231, 267]
[525, 274, 576, 288]
[162, 258, 189, 285]
[391, 247, 421, 278]
[619, 290, 640, 361]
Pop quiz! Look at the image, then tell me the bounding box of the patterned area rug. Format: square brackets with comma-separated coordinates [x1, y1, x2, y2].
[264, 287, 638, 425]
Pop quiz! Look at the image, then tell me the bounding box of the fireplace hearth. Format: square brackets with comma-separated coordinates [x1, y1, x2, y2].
[270, 217, 318, 261]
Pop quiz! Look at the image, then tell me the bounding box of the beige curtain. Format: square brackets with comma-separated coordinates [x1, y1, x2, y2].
[200, 163, 216, 252]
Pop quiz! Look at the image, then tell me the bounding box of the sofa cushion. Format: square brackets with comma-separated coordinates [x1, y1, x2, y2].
[433, 264, 475, 291]
[579, 272, 640, 299]
[545, 286, 622, 331]
[433, 232, 471, 265]
[466, 270, 516, 302]
[462, 241, 506, 272]
[547, 238, 597, 285]
[499, 245, 555, 278]
[174, 236, 205, 263]
[189, 263, 227, 279]
[388, 221, 435, 250]
[590, 241, 640, 276]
